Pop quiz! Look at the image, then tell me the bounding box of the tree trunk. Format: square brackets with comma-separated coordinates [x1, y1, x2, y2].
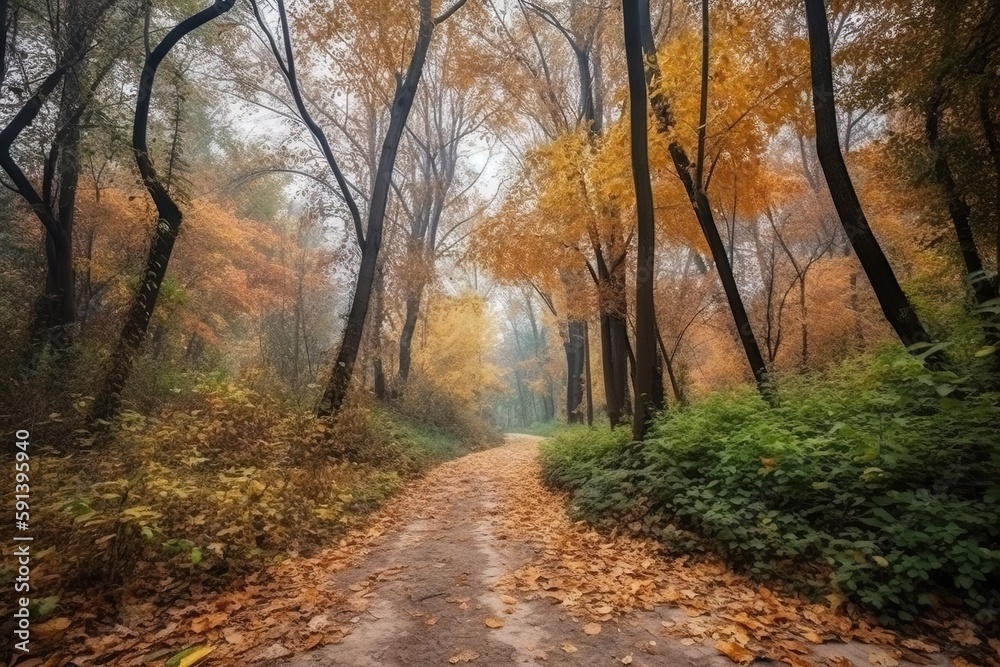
[564, 320, 586, 423]
[637, 0, 770, 397]
[804, 0, 938, 361]
[980, 83, 1000, 281]
[89, 0, 237, 424]
[926, 91, 998, 308]
[397, 289, 423, 387]
[624, 0, 658, 440]
[584, 321, 594, 426]
[317, 0, 448, 417]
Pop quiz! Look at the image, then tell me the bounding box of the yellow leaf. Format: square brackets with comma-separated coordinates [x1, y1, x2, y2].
[166, 646, 214, 667]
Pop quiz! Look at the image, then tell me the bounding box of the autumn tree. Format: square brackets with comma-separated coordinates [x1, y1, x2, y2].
[0, 0, 140, 363]
[89, 0, 238, 422]
[802, 0, 944, 364]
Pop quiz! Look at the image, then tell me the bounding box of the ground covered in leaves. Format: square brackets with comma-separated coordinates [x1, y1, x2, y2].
[15, 436, 996, 666]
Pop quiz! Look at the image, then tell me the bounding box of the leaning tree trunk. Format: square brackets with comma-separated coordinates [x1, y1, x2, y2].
[637, 0, 770, 396]
[623, 0, 659, 440]
[89, 0, 237, 423]
[1, 66, 74, 367]
[926, 91, 998, 310]
[980, 83, 1000, 281]
[804, 0, 938, 360]
[317, 0, 451, 417]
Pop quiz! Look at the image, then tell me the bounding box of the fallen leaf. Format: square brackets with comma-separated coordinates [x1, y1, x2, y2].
[901, 639, 939, 653]
[716, 641, 755, 665]
[485, 616, 504, 629]
[583, 622, 602, 635]
[949, 628, 981, 647]
[867, 652, 898, 667]
[33, 617, 71, 638]
[824, 658, 856, 667]
[449, 650, 480, 663]
[166, 646, 214, 667]
[253, 643, 291, 662]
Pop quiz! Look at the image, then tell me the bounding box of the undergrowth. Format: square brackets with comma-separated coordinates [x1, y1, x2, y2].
[540, 349, 1000, 628]
[0, 374, 500, 633]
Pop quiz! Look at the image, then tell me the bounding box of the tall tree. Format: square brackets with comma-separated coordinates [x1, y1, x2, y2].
[89, 0, 237, 422]
[0, 0, 125, 362]
[637, 0, 771, 396]
[803, 0, 938, 357]
[623, 0, 658, 440]
[250, 0, 468, 417]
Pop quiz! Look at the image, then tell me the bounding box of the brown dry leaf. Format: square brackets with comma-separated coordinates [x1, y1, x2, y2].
[485, 616, 504, 629]
[715, 641, 755, 665]
[561, 643, 578, 653]
[900, 639, 939, 653]
[33, 617, 71, 638]
[824, 658, 856, 667]
[867, 652, 898, 667]
[949, 627, 981, 647]
[449, 649, 480, 663]
[583, 622, 602, 635]
[223, 629, 245, 645]
[190, 612, 227, 633]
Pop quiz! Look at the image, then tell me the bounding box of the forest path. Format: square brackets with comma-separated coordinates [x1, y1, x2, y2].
[270, 436, 945, 667]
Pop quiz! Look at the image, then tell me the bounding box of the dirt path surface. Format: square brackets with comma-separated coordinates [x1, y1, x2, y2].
[269, 436, 947, 667]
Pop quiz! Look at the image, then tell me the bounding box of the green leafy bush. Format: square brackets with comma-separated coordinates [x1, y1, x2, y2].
[540, 350, 1000, 625]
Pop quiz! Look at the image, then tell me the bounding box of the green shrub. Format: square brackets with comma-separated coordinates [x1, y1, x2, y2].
[540, 349, 1000, 626]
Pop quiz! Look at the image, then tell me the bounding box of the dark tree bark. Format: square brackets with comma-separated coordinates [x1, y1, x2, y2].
[623, 0, 658, 440]
[317, 0, 467, 417]
[522, 0, 629, 427]
[1, 0, 8, 89]
[637, 0, 770, 397]
[926, 91, 998, 308]
[979, 82, 1000, 283]
[584, 321, 594, 426]
[1, 68, 73, 362]
[563, 319, 587, 423]
[89, 0, 237, 423]
[804, 0, 938, 358]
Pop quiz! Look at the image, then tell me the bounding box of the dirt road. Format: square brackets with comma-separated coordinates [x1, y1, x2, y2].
[271, 436, 943, 667]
